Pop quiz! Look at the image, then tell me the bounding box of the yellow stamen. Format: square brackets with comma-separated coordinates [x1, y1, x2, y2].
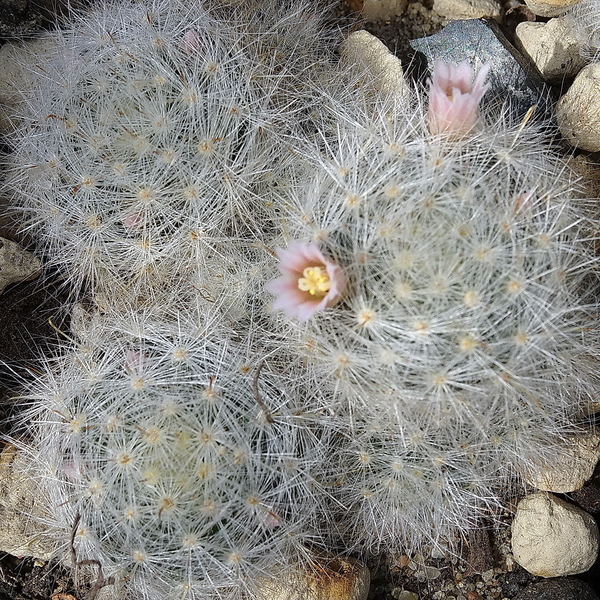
[298, 266, 331, 297]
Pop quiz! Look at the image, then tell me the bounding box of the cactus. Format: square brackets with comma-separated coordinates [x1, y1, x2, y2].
[18, 303, 332, 599]
[4, 0, 339, 308]
[4, 0, 600, 593]
[266, 65, 600, 551]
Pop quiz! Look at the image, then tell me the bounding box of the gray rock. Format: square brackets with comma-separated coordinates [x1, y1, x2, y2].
[514, 578, 599, 600]
[411, 18, 554, 122]
[0, 237, 41, 295]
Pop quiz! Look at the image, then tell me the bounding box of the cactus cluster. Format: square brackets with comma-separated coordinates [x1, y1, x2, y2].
[3, 0, 600, 599]
[22, 303, 330, 599]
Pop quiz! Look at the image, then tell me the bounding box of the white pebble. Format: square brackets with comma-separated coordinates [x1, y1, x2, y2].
[557, 62, 600, 151]
[362, 0, 409, 20]
[524, 0, 582, 17]
[515, 17, 587, 83]
[433, 0, 503, 19]
[511, 492, 599, 577]
[528, 430, 600, 493]
[339, 30, 410, 100]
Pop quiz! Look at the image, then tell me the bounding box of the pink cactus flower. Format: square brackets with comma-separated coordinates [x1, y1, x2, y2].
[266, 241, 346, 322]
[427, 60, 490, 138]
[180, 30, 203, 54]
[123, 209, 144, 230]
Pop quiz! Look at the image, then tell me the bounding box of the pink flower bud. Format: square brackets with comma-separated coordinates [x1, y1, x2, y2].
[427, 60, 490, 138]
[180, 30, 203, 55]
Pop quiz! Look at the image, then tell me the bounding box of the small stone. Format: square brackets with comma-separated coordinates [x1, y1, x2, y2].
[0, 237, 42, 295]
[433, 0, 503, 20]
[394, 591, 419, 600]
[515, 17, 587, 83]
[362, 0, 409, 20]
[524, 0, 582, 17]
[481, 569, 495, 583]
[256, 558, 370, 600]
[339, 30, 410, 100]
[528, 430, 600, 493]
[425, 566, 441, 580]
[557, 62, 600, 151]
[398, 554, 410, 568]
[513, 577, 599, 600]
[511, 492, 599, 577]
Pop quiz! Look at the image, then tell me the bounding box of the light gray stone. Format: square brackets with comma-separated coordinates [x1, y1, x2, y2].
[394, 591, 419, 600]
[340, 30, 410, 100]
[557, 62, 600, 151]
[256, 558, 370, 600]
[362, 0, 409, 21]
[524, 0, 583, 17]
[433, 0, 503, 20]
[511, 492, 599, 577]
[515, 17, 587, 83]
[0, 237, 41, 295]
[528, 430, 600, 493]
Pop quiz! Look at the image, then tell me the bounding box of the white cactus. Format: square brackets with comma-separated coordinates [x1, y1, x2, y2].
[4, 0, 600, 592]
[17, 304, 332, 600]
[267, 68, 600, 551]
[4, 0, 340, 306]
